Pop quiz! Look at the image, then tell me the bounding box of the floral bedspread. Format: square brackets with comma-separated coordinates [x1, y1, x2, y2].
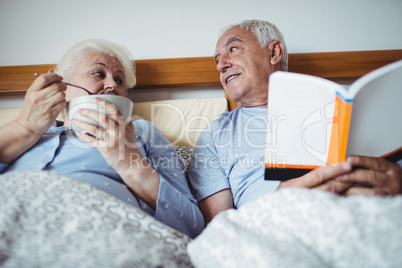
[0, 170, 193, 268]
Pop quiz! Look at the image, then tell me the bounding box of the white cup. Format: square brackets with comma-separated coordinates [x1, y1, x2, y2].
[67, 95, 134, 132]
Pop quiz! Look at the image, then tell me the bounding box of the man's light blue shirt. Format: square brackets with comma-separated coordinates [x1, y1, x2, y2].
[189, 107, 281, 208]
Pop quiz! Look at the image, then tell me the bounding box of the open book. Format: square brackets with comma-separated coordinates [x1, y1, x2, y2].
[265, 60, 402, 181]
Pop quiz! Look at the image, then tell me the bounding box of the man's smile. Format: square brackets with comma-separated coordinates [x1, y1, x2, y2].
[226, 74, 240, 84]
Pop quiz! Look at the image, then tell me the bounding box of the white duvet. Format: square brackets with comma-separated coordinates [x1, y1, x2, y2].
[187, 188, 402, 268]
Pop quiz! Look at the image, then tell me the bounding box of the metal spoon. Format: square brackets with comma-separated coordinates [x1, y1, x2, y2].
[34, 73, 94, 95]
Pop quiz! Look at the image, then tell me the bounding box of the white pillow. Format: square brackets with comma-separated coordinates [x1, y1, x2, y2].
[0, 107, 21, 127]
[133, 97, 228, 147]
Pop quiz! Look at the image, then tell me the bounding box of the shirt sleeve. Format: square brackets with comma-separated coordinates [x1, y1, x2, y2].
[0, 163, 9, 173]
[188, 123, 230, 202]
[135, 120, 204, 238]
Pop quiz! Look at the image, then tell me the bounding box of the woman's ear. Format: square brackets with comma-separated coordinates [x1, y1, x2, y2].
[268, 40, 283, 68]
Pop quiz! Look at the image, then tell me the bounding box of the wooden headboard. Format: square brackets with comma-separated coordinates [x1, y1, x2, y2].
[1, 49, 401, 111]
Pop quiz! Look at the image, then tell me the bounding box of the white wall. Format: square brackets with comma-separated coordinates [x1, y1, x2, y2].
[0, 0, 401, 106]
[1, 0, 401, 66]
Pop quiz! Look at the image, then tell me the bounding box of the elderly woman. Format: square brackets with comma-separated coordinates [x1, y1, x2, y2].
[0, 39, 204, 238]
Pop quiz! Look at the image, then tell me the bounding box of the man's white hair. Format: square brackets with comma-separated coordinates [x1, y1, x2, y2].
[221, 20, 288, 71]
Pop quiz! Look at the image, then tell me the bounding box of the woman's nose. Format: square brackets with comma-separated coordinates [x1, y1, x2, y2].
[100, 77, 118, 94]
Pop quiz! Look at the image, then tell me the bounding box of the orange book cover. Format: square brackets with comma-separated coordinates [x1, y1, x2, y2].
[265, 60, 402, 181]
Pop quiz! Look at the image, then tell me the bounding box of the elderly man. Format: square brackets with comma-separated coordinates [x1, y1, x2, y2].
[188, 19, 401, 224]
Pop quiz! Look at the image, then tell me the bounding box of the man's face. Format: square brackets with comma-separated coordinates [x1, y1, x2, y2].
[214, 26, 276, 107]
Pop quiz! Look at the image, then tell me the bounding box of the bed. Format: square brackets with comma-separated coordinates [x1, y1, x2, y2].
[0, 50, 401, 267]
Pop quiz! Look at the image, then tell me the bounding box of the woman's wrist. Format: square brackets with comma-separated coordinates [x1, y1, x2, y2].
[0, 120, 43, 163]
[121, 166, 160, 210]
[117, 150, 160, 210]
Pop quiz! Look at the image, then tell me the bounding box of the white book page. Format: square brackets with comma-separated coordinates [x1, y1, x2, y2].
[347, 60, 402, 157]
[267, 72, 342, 166]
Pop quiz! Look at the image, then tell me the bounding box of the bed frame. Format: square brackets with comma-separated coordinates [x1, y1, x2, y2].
[1, 49, 401, 111]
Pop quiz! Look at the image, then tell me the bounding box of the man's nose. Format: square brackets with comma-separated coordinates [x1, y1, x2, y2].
[217, 55, 231, 73]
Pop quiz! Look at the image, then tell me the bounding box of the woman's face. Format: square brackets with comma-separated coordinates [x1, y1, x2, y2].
[65, 52, 126, 102]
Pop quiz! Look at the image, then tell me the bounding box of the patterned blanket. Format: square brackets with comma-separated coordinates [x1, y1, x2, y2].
[187, 188, 402, 268]
[0, 171, 193, 267]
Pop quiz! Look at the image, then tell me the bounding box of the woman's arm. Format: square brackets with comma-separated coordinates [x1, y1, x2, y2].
[73, 98, 161, 209]
[0, 74, 66, 163]
[73, 98, 204, 237]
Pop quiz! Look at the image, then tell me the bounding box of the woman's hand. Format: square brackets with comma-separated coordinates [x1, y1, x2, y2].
[0, 73, 66, 163]
[16, 73, 67, 135]
[73, 98, 136, 170]
[73, 98, 160, 209]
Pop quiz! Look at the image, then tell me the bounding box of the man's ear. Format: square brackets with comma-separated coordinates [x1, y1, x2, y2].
[268, 40, 283, 67]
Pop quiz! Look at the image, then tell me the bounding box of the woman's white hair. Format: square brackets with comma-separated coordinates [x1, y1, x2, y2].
[55, 39, 136, 90]
[221, 20, 288, 71]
